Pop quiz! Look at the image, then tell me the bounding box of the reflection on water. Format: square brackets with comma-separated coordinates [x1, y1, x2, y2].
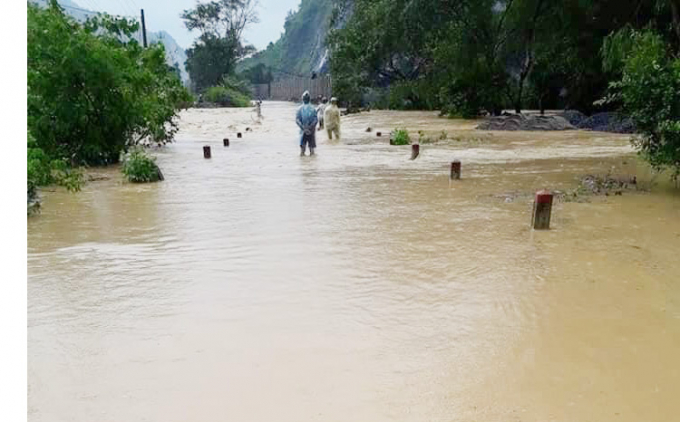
[28, 102, 680, 421]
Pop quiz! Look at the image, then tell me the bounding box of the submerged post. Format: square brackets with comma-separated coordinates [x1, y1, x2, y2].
[411, 144, 420, 160]
[203, 146, 211, 159]
[450, 160, 461, 180]
[223, 138, 229, 147]
[532, 190, 553, 230]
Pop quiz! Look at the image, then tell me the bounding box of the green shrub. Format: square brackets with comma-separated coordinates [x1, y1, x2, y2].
[387, 80, 440, 111]
[27, 178, 40, 215]
[51, 164, 85, 192]
[440, 90, 485, 119]
[28, 131, 84, 215]
[391, 128, 411, 145]
[28, 131, 84, 192]
[203, 86, 252, 107]
[363, 88, 390, 109]
[27, 132, 53, 187]
[121, 148, 163, 183]
[220, 75, 253, 96]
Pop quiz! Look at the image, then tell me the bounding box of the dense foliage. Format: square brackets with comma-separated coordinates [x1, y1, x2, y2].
[27, 1, 190, 213]
[603, 27, 680, 177]
[204, 85, 251, 107]
[182, 0, 258, 92]
[240, 63, 274, 85]
[28, 130, 84, 214]
[121, 148, 164, 183]
[197, 74, 253, 107]
[28, 2, 191, 166]
[328, 0, 679, 117]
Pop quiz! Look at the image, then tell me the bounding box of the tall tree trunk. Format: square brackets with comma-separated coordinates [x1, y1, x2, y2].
[514, 0, 546, 114]
[671, 0, 680, 50]
[515, 70, 528, 113]
[515, 50, 532, 113]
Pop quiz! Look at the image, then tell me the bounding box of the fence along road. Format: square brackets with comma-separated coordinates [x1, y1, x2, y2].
[252, 75, 332, 101]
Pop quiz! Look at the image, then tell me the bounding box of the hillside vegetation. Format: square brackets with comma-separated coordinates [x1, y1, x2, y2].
[238, 0, 334, 78]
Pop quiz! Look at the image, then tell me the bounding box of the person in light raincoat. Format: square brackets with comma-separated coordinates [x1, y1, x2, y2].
[324, 97, 341, 141]
[296, 91, 318, 156]
[316, 97, 328, 131]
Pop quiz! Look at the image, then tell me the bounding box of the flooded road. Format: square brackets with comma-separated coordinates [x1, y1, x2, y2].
[28, 102, 680, 421]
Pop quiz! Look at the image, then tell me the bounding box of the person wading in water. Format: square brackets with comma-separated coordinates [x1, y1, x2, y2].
[296, 91, 318, 156]
[316, 97, 328, 131]
[324, 97, 341, 141]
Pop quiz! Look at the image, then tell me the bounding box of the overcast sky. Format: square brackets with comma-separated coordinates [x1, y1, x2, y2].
[70, 0, 301, 50]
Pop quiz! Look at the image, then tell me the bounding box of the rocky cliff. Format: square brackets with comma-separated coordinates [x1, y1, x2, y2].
[238, 0, 335, 78]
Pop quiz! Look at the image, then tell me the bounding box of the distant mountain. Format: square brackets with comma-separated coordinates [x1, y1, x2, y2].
[29, 0, 189, 84]
[238, 0, 335, 79]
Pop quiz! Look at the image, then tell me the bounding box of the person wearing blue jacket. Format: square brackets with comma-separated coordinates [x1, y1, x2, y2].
[296, 91, 319, 156]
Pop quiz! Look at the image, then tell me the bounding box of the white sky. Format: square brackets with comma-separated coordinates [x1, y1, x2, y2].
[69, 0, 301, 49]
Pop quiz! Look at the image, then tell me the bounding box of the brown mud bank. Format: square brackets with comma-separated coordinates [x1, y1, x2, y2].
[476, 110, 636, 133]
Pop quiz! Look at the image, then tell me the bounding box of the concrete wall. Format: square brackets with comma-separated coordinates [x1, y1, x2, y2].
[251, 76, 332, 101]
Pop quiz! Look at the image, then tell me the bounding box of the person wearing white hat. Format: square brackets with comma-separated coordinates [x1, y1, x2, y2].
[316, 97, 328, 131]
[324, 97, 341, 141]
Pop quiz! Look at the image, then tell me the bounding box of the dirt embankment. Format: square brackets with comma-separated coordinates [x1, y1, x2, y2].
[477, 114, 575, 131]
[477, 111, 636, 133]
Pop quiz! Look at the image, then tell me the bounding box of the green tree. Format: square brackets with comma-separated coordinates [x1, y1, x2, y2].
[182, 0, 259, 92]
[327, 0, 678, 116]
[240, 63, 273, 85]
[603, 27, 680, 178]
[328, 0, 518, 115]
[28, 2, 191, 166]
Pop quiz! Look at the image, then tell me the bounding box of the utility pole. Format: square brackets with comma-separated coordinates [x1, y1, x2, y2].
[267, 67, 272, 99]
[140, 9, 148, 48]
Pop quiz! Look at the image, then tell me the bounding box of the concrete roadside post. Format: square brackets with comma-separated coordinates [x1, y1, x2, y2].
[411, 144, 420, 160]
[450, 161, 461, 180]
[532, 190, 553, 230]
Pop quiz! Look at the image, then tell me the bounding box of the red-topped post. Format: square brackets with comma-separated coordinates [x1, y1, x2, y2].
[532, 190, 553, 230]
[411, 144, 420, 160]
[450, 161, 461, 180]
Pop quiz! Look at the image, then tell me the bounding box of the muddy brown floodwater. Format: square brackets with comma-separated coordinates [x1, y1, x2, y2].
[28, 102, 680, 422]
